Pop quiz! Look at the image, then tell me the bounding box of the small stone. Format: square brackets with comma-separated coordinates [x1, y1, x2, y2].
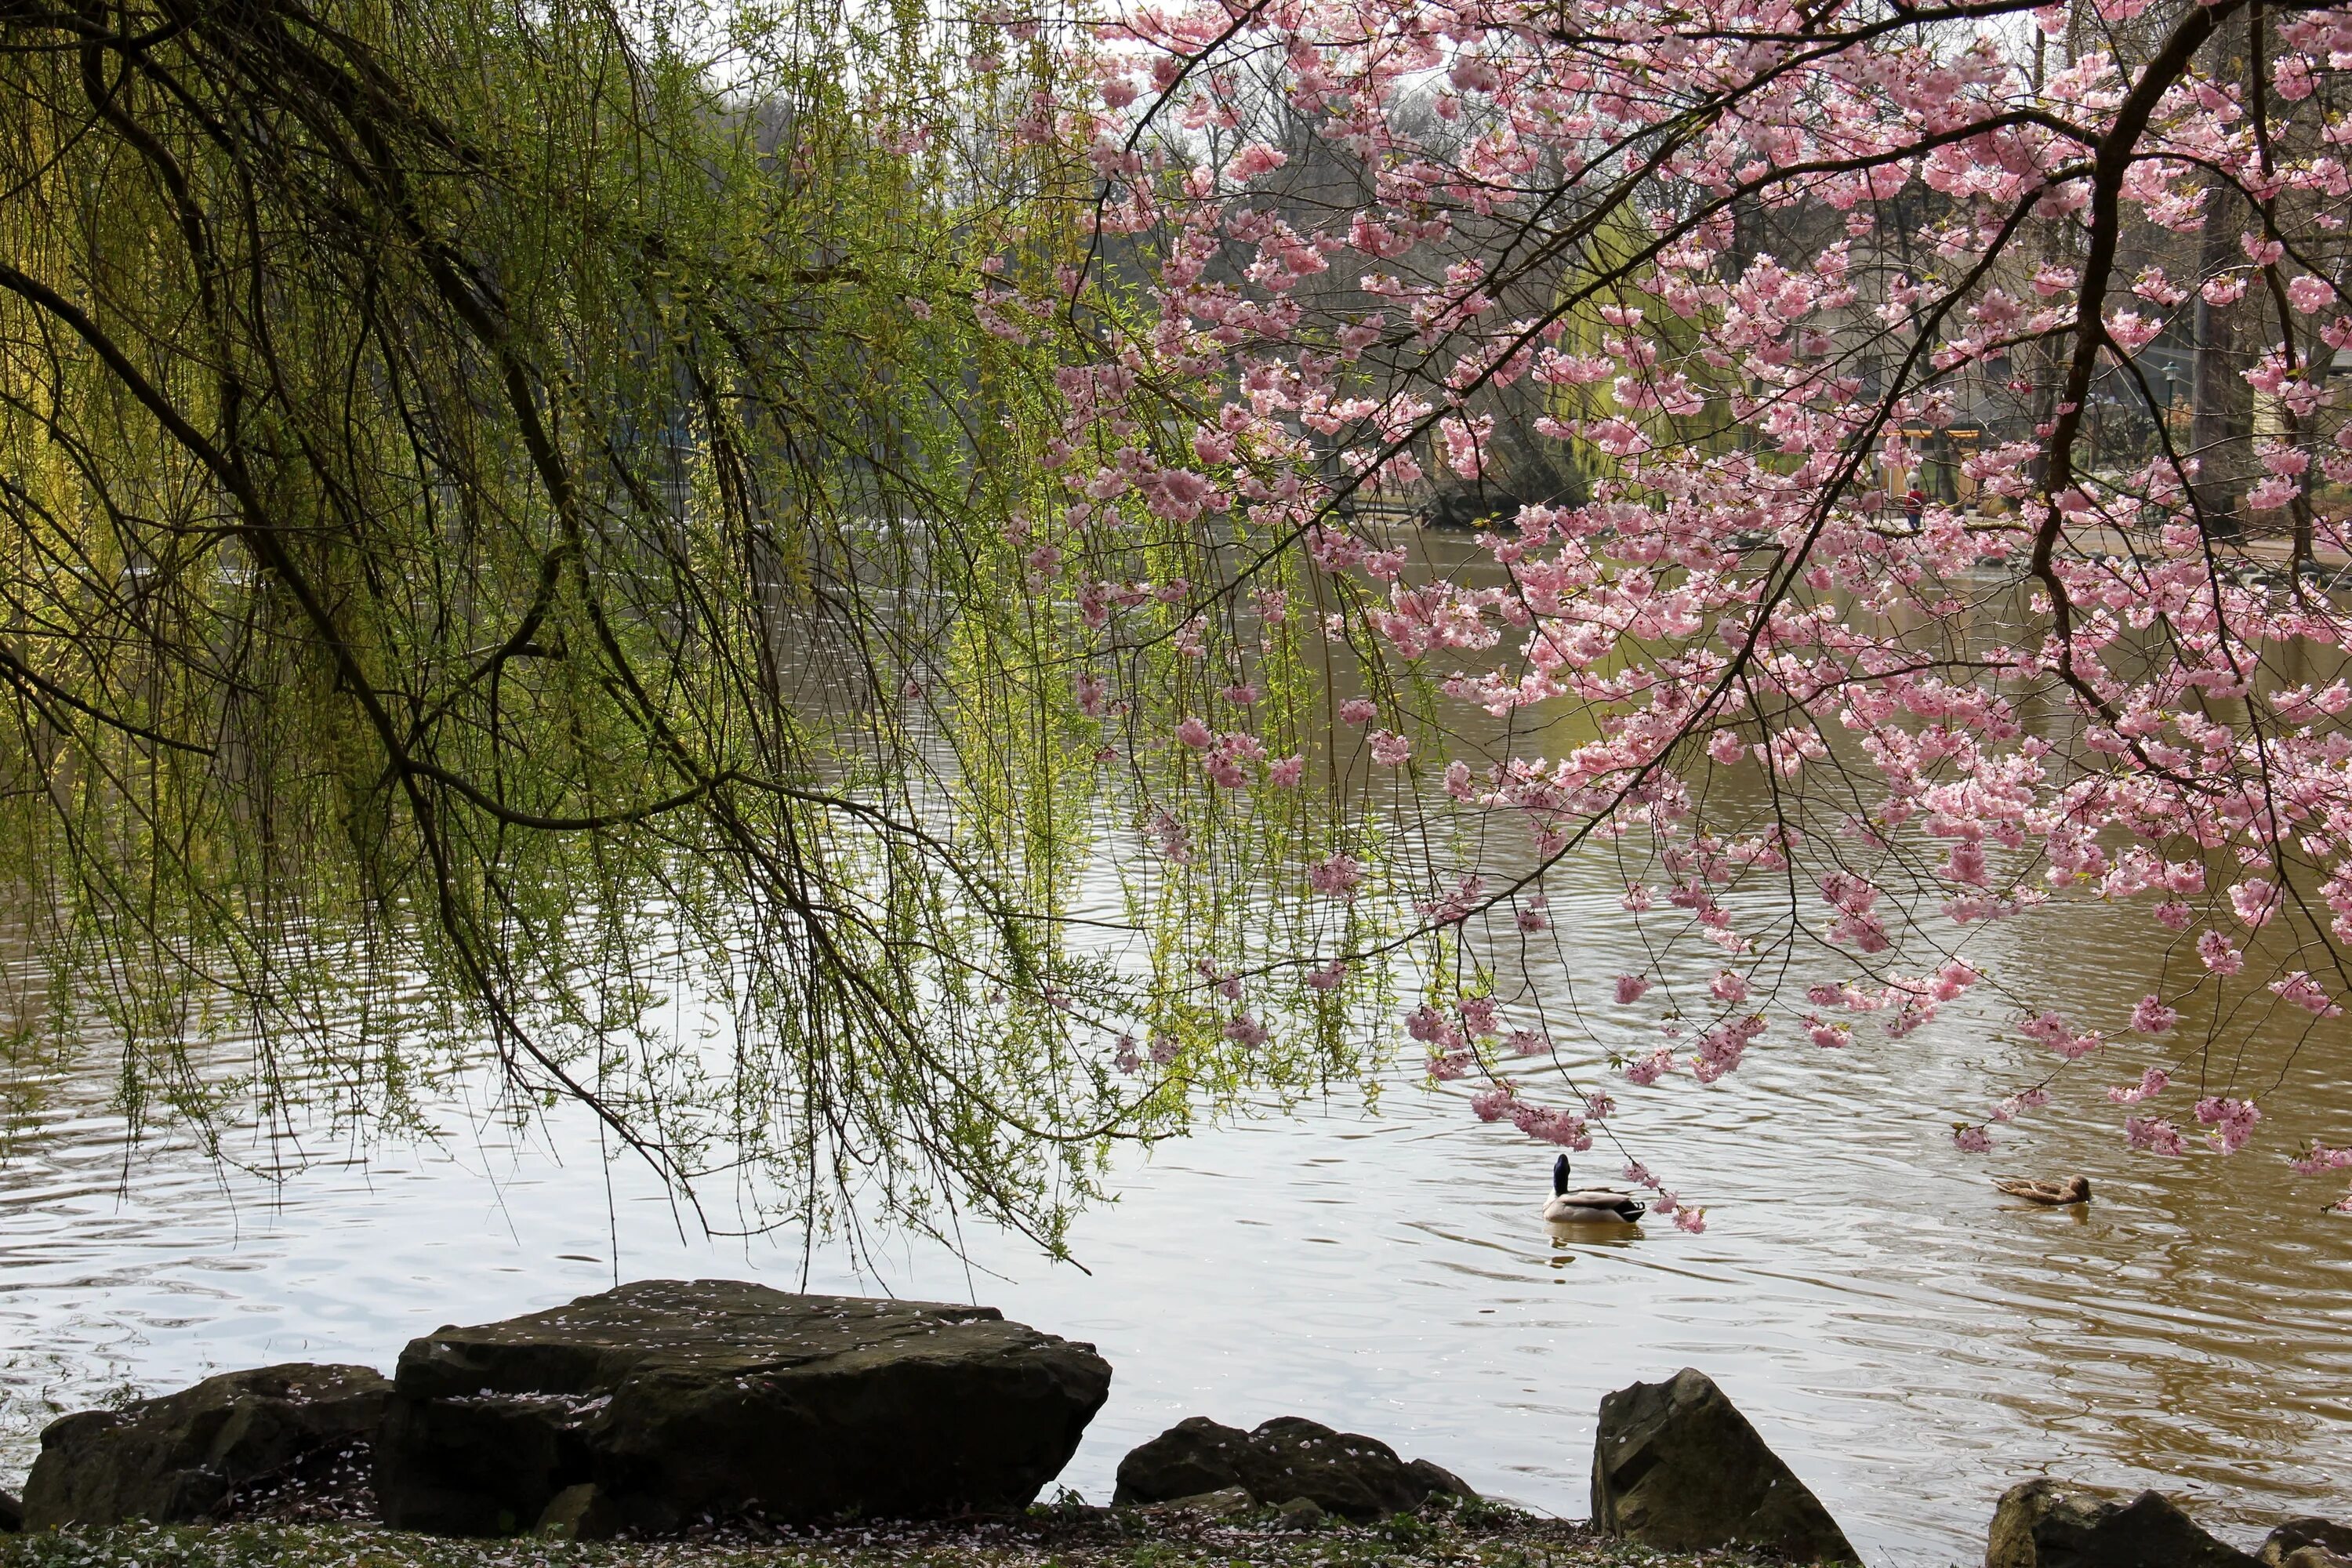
[1986, 1479, 2261, 1568]
[535, 1483, 619, 1541]
[1274, 1497, 1327, 1530]
[1407, 1457, 1478, 1502]
[1591, 1368, 1857, 1563]
[1137, 1486, 1255, 1519]
[2265, 1521, 2352, 1568]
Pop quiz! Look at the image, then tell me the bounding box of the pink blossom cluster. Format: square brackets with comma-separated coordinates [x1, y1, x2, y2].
[986, 0, 2352, 1217]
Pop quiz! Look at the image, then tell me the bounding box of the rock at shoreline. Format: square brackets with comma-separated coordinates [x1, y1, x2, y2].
[1985, 1479, 2261, 1568]
[1589, 1368, 1857, 1563]
[373, 1279, 1112, 1536]
[2279, 1550, 2352, 1568]
[18, 1363, 390, 1530]
[1112, 1415, 1474, 1519]
[2264, 1520, 2352, 1568]
[0, 1486, 20, 1532]
[1115, 1418, 1258, 1507]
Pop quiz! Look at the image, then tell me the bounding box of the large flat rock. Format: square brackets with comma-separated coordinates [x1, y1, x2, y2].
[19, 1363, 389, 1529]
[375, 1279, 1112, 1535]
[1591, 1368, 1857, 1563]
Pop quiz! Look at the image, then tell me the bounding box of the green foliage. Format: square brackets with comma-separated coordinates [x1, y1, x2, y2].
[0, 0, 1160, 1249]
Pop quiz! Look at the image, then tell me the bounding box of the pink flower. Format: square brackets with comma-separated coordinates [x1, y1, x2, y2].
[1953, 1125, 1994, 1153]
[1266, 754, 1305, 788]
[1506, 1029, 1548, 1056]
[1470, 1086, 1514, 1123]
[1614, 975, 1651, 1004]
[1229, 142, 1287, 182]
[1672, 1207, 1708, 1235]
[1308, 853, 1363, 899]
[2270, 971, 2343, 1017]
[2129, 996, 2179, 1034]
[1706, 729, 1745, 765]
[2229, 878, 2278, 927]
[2290, 1141, 2352, 1175]
[1709, 970, 1751, 1004]
[1515, 895, 1549, 933]
[1305, 960, 1348, 992]
[1584, 1091, 1615, 1120]
[1219, 683, 1261, 706]
[2127, 1116, 2190, 1156]
[1075, 673, 1109, 717]
[1148, 810, 1192, 863]
[1510, 1102, 1591, 1148]
[1621, 1047, 1674, 1086]
[2197, 931, 2244, 975]
[1174, 717, 1214, 749]
[1224, 1012, 1269, 1047]
[1338, 697, 1378, 725]
[2194, 1095, 2262, 1154]
[2108, 1068, 2169, 1104]
[1369, 729, 1412, 766]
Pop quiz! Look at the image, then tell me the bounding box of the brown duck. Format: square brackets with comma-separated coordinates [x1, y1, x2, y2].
[1992, 1174, 2092, 1205]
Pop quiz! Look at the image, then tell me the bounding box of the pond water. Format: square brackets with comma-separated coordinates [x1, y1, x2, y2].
[5, 543, 2350, 1566]
[5, 856, 2349, 1568]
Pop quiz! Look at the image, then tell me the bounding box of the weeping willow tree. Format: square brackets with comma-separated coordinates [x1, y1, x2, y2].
[0, 0, 1272, 1256]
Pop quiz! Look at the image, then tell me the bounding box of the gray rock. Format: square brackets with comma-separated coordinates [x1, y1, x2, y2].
[1, 1486, 20, 1532]
[1590, 1368, 1857, 1563]
[1986, 1479, 2261, 1568]
[2281, 1549, 2352, 1568]
[1237, 1417, 1429, 1519]
[1407, 1457, 1476, 1501]
[18, 1363, 389, 1530]
[2265, 1521, 2352, 1568]
[374, 1279, 1110, 1536]
[1114, 1418, 1256, 1507]
[1112, 1415, 1471, 1519]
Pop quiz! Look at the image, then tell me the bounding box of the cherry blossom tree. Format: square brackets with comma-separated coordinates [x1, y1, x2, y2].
[967, 0, 2352, 1218]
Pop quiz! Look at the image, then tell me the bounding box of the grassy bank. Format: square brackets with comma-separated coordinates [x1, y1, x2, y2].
[0, 1504, 1789, 1568]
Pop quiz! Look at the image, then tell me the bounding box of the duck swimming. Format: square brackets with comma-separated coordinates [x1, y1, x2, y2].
[1992, 1174, 2092, 1206]
[1543, 1153, 1646, 1223]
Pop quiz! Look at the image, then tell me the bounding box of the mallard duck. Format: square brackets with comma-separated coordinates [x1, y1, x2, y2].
[1992, 1174, 2092, 1205]
[1543, 1154, 1646, 1223]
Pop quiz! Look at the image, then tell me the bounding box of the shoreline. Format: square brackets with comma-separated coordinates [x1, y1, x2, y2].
[0, 1507, 1814, 1568]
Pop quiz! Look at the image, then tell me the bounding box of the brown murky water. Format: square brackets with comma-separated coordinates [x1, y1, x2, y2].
[4, 536, 2350, 1565]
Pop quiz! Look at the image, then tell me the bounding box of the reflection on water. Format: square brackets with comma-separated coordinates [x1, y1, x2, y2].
[5, 884, 2349, 1568]
[5, 538, 2351, 1566]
